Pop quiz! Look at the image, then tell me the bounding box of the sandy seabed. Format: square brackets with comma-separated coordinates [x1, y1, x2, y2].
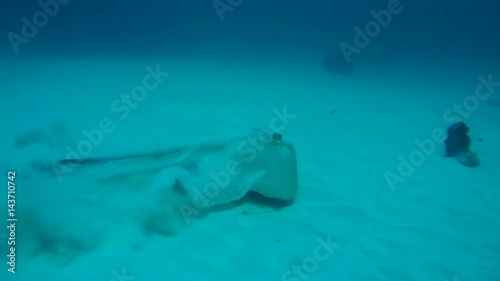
[1, 50, 499, 281]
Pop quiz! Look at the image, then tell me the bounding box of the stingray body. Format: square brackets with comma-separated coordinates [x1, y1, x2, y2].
[58, 131, 298, 205]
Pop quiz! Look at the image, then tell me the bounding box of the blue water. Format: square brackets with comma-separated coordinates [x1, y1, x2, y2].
[2, 1, 498, 61]
[1, 1, 499, 281]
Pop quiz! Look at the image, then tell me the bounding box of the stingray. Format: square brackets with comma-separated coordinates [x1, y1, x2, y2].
[57, 131, 298, 203]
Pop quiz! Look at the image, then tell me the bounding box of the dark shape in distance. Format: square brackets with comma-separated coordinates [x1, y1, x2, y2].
[322, 48, 354, 76]
[445, 122, 471, 157]
[444, 122, 480, 167]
